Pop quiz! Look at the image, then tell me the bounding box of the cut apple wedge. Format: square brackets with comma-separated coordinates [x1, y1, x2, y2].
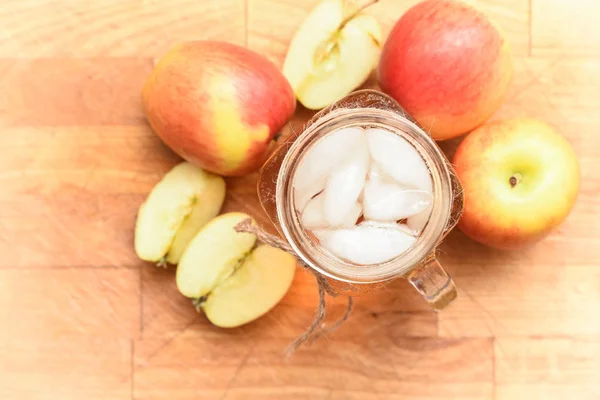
[134, 162, 226, 264]
[202, 245, 296, 328]
[176, 212, 257, 298]
[176, 213, 297, 328]
[283, 0, 382, 110]
[165, 177, 227, 264]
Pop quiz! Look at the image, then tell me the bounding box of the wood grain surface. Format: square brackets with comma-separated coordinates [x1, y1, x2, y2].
[1, 0, 599, 399]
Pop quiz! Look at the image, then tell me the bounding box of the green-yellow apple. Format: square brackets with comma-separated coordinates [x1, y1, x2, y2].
[176, 213, 257, 299]
[453, 119, 579, 250]
[143, 41, 296, 176]
[134, 162, 226, 265]
[203, 244, 296, 328]
[176, 213, 296, 328]
[283, 0, 382, 110]
[378, 0, 513, 140]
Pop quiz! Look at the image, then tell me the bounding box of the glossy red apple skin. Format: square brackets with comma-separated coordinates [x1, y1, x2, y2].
[143, 41, 296, 176]
[378, 0, 513, 140]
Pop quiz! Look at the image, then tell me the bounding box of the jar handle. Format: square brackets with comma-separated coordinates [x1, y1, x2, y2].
[406, 256, 457, 310]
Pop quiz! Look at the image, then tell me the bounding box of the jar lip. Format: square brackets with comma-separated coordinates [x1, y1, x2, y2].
[276, 107, 454, 284]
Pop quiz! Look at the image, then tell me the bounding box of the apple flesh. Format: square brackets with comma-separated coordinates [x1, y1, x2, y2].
[203, 245, 296, 328]
[176, 212, 296, 328]
[165, 178, 227, 265]
[134, 162, 226, 264]
[453, 119, 579, 249]
[283, 0, 382, 110]
[176, 213, 257, 298]
[378, 0, 513, 140]
[143, 41, 296, 176]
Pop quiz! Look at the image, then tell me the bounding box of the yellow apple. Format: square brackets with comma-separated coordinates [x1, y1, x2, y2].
[453, 119, 579, 249]
[134, 162, 226, 264]
[283, 0, 382, 110]
[176, 213, 297, 328]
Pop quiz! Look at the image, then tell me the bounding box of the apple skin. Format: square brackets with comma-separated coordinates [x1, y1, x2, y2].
[453, 119, 579, 250]
[143, 41, 296, 176]
[377, 0, 513, 140]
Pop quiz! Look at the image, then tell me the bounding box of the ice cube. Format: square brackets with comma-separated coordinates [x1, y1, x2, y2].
[341, 202, 362, 227]
[294, 175, 326, 212]
[313, 224, 417, 265]
[366, 128, 432, 192]
[302, 194, 362, 229]
[368, 161, 387, 181]
[301, 193, 328, 229]
[294, 127, 365, 211]
[323, 141, 370, 226]
[363, 179, 432, 221]
[407, 205, 433, 235]
[294, 127, 365, 190]
[359, 220, 415, 236]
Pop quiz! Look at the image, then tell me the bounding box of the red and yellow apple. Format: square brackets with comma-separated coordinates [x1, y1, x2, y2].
[143, 41, 296, 176]
[378, 0, 513, 140]
[453, 118, 579, 250]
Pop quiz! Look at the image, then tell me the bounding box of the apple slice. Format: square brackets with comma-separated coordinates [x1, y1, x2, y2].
[202, 245, 296, 328]
[134, 162, 226, 264]
[176, 213, 297, 328]
[176, 212, 257, 298]
[166, 177, 227, 264]
[283, 0, 382, 110]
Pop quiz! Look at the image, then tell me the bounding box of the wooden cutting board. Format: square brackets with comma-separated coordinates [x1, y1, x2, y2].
[1, 1, 599, 399]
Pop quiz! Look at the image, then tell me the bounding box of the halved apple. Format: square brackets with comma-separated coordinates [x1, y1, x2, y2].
[176, 212, 297, 328]
[134, 162, 226, 265]
[176, 212, 256, 298]
[203, 245, 296, 328]
[283, 0, 382, 110]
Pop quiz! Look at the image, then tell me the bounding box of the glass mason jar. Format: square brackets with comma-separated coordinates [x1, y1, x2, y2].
[258, 90, 463, 310]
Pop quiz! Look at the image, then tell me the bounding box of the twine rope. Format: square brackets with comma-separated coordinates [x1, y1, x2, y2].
[234, 218, 353, 356]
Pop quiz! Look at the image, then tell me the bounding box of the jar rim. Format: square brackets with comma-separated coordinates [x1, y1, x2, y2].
[276, 106, 455, 284]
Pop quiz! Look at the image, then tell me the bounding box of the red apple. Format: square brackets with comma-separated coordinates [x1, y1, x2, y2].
[143, 41, 296, 176]
[453, 119, 580, 250]
[378, 0, 513, 140]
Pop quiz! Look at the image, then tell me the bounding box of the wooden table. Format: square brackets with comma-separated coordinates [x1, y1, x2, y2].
[1, 0, 599, 399]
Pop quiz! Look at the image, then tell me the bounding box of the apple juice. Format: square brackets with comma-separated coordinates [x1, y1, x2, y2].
[293, 126, 433, 265]
[257, 89, 461, 308]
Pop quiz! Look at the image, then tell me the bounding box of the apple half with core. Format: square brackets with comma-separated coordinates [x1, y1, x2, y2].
[176, 213, 297, 328]
[143, 41, 296, 176]
[134, 162, 226, 265]
[378, 0, 513, 140]
[453, 119, 579, 250]
[283, 0, 382, 110]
